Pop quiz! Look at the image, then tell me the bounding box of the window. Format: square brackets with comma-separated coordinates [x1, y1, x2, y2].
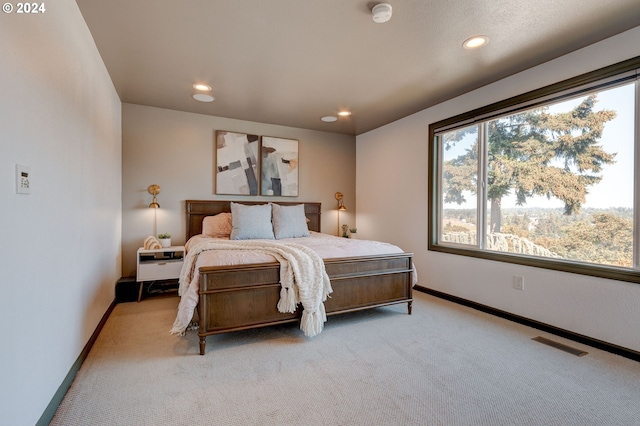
[429, 57, 640, 283]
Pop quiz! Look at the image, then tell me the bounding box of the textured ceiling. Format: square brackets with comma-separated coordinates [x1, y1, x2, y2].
[76, 0, 640, 135]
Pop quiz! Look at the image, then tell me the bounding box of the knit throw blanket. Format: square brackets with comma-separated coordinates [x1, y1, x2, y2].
[170, 240, 333, 338]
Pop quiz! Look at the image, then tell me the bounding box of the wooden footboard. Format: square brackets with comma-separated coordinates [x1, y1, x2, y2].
[197, 253, 413, 354]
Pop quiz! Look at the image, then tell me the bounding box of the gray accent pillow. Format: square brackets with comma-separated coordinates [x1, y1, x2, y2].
[272, 203, 310, 239]
[230, 202, 275, 240]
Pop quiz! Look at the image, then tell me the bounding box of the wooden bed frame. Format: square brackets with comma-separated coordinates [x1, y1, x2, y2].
[186, 200, 414, 354]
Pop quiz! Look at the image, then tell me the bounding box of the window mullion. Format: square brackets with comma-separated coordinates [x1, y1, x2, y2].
[477, 123, 487, 249]
[436, 135, 444, 245]
[634, 76, 640, 269]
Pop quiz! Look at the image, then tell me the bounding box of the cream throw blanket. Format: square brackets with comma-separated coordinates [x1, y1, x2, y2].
[170, 240, 333, 337]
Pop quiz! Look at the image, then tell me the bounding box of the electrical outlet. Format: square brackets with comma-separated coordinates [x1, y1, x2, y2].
[513, 276, 524, 290]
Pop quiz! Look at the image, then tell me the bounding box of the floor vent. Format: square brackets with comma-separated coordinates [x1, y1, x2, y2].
[532, 336, 588, 357]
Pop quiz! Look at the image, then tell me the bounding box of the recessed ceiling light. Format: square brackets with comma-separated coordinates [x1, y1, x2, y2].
[193, 84, 211, 91]
[338, 111, 351, 117]
[193, 93, 215, 102]
[463, 35, 489, 49]
[321, 116, 338, 123]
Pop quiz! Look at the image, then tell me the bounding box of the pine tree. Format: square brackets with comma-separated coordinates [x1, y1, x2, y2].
[444, 95, 616, 233]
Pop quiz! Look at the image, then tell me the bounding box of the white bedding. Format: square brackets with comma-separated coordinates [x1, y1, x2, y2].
[171, 231, 417, 336]
[183, 231, 410, 287]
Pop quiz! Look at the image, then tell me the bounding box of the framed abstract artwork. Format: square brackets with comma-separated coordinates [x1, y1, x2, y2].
[260, 136, 299, 196]
[215, 131, 259, 195]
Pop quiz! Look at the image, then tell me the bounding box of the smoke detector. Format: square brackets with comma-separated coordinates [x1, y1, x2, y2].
[372, 3, 392, 23]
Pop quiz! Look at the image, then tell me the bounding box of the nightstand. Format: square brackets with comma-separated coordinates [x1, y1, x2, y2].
[136, 246, 185, 302]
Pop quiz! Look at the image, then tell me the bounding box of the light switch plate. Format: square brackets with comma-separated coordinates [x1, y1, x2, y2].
[16, 164, 31, 195]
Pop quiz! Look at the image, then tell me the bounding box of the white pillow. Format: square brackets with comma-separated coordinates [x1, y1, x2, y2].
[230, 202, 275, 240]
[272, 204, 310, 239]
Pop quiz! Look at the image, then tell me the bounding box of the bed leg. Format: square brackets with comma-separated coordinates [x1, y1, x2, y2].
[408, 301, 413, 315]
[199, 336, 206, 355]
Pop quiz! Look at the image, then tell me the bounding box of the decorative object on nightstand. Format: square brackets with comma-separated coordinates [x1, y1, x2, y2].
[349, 227, 358, 238]
[144, 236, 162, 250]
[158, 232, 171, 248]
[136, 245, 185, 302]
[335, 191, 346, 236]
[342, 224, 349, 238]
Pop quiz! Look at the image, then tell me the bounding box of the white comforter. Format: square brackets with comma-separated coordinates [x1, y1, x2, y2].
[170, 232, 416, 337]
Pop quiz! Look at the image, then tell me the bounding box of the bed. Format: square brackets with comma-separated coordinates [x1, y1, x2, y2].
[178, 200, 414, 354]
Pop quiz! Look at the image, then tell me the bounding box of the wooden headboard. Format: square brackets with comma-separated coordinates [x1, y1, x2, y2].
[185, 200, 322, 240]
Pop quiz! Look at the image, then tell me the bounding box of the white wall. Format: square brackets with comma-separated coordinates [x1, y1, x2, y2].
[0, 1, 122, 424]
[122, 104, 355, 276]
[357, 27, 640, 353]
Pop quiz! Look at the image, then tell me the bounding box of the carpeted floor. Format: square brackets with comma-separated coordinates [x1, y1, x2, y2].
[51, 291, 640, 425]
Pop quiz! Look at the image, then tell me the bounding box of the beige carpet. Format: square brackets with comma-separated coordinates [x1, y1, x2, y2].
[51, 291, 640, 425]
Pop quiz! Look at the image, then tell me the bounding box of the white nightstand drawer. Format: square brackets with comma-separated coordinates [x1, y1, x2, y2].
[138, 260, 183, 281]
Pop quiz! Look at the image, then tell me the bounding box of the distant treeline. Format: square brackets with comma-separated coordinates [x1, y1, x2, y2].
[443, 207, 633, 267]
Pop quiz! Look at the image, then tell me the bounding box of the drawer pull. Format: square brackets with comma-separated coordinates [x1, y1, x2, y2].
[158, 262, 167, 265]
